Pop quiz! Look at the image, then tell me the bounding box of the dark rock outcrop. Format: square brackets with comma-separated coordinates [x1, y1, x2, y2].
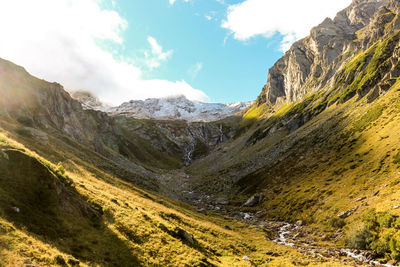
[243, 194, 264, 207]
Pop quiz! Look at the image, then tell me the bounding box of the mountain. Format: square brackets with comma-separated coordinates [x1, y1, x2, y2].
[183, 0, 400, 264]
[70, 90, 111, 111]
[0, 58, 280, 266]
[3, 0, 400, 266]
[257, 0, 392, 106]
[72, 91, 253, 122]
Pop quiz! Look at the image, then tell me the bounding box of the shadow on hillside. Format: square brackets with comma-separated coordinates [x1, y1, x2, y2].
[231, 98, 396, 225]
[235, 108, 351, 194]
[0, 150, 139, 266]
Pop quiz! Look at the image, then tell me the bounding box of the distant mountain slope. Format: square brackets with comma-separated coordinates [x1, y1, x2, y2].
[0, 58, 245, 178]
[72, 91, 253, 122]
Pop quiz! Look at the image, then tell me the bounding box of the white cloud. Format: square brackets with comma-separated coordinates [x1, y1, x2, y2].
[205, 11, 218, 22]
[188, 62, 203, 79]
[144, 36, 173, 69]
[222, 0, 352, 51]
[0, 0, 208, 105]
[169, 0, 192, 5]
[280, 33, 297, 52]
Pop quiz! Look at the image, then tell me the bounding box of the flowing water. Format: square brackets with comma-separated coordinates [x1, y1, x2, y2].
[273, 222, 397, 267]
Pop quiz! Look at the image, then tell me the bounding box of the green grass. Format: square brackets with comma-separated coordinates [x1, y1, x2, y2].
[186, 47, 400, 263]
[347, 211, 400, 263]
[352, 104, 385, 132]
[329, 31, 400, 104]
[240, 103, 272, 129]
[0, 126, 343, 266]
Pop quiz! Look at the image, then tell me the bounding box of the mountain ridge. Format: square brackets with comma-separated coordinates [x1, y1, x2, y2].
[256, 0, 392, 107]
[72, 91, 253, 122]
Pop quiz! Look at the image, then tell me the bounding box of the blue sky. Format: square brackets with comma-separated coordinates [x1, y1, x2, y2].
[0, 0, 351, 105]
[112, 0, 284, 103]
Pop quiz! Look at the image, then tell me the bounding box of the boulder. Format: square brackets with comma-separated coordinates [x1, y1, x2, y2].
[355, 196, 367, 202]
[243, 213, 252, 220]
[265, 251, 281, 257]
[12, 206, 20, 213]
[338, 206, 358, 219]
[67, 259, 80, 266]
[111, 198, 119, 205]
[158, 223, 168, 232]
[243, 194, 264, 207]
[0, 150, 8, 160]
[196, 208, 207, 215]
[321, 234, 331, 241]
[23, 260, 36, 267]
[242, 256, 256, 266]
[54, 255, 66, 266]
[295, 220, 304, 226]
[215, 197, 229, 205]
[159, 224, 196, 245]
[173, 227, 196, 245]
[293, 232, 304, 239]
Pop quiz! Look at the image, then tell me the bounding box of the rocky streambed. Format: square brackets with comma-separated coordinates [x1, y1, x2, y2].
[270, 221, 396, 267]
[181, 192, 395, 266]
[170, 174, 397, 266]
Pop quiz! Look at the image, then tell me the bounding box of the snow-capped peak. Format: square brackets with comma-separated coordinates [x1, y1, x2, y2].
[72, 92, 253, 122]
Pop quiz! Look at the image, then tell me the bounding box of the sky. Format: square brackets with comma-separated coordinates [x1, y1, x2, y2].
[0, 0, 351, 105]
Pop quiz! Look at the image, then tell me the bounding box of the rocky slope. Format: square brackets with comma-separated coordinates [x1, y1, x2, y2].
[198, 0, 400, 194]
[256, 0, 393, 106]
[186, 0, 400, 199]
[70, 91, 111, 111]
[72, 91, 252, 122]
[0, 58, 243, 180]
[178, 0, 400, 264]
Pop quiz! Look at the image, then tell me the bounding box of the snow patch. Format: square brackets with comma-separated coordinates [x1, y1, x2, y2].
[74, 93, 253, 122]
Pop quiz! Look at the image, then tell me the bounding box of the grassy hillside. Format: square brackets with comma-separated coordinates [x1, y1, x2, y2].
[0, 125, 352, 266]
[183, 30, 400, 264]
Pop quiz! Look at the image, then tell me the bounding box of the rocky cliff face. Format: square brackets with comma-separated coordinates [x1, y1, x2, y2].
[257, 0, 393, 106]
[0, 59, 239, 174]
[70, 91, 111, 111]
[184, 0, 400, 211]
[113, 117, 239, 166]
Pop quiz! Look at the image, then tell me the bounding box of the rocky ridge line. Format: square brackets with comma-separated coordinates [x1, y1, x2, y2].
[72, 91, 253, 123]
[257, 0, 391, 106]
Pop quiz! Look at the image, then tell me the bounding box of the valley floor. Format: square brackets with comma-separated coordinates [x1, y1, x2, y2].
[0, 127, 372, 267]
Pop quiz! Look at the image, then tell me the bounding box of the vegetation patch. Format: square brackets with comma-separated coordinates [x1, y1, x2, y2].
[393, 151, 400, 164]
[352, 104, 385, 132]
[347, 211, 400, 263]
[329, 31, 400, 104]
